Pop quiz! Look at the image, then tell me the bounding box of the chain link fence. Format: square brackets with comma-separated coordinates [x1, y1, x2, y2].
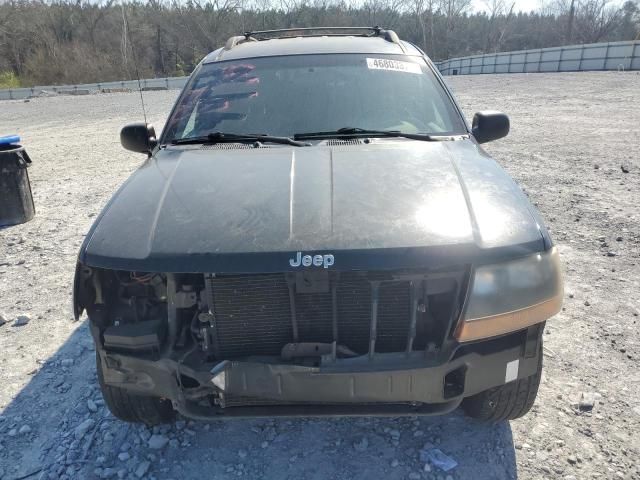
[435, 40, 640, 75]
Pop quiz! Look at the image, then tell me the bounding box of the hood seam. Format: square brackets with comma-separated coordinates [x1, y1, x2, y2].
[288, 150, 296, 240]
[146, 156, 184, 257]
[444, 145, 482, 248]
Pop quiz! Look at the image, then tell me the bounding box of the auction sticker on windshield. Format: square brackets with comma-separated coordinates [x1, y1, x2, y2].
[366, 58, 423, 74]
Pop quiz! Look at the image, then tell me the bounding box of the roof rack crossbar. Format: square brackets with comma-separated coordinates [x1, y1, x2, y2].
[223, 26, 404, 51]
[246, 27, 378, 36]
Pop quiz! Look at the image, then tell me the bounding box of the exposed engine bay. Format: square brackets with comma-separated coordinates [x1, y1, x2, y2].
[76, 263, 528, 416]
[79, 266, 468, 354]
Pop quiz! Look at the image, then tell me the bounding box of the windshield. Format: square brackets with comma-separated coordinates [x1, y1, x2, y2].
[162, 54, 467, 143]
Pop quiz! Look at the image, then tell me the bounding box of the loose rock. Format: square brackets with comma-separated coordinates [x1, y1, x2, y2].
[353, 436, 368, 452]
[148, 434, 169, 450]
[579, 392, 597, 411]
[100, 467, 117, 478]
[74, 418, 95, 440]
[13, 314, 31, 327]
[419, 447, 458, 472]
[135, 461, 151, 478]
[87, 399, 98, 413]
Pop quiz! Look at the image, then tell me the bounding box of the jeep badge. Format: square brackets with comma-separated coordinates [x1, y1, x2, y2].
[289, 252, 335, 269]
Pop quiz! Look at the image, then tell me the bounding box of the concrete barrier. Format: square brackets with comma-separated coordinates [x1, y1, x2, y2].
[0, 76, 188, 101]
[435, 40, 640, 75]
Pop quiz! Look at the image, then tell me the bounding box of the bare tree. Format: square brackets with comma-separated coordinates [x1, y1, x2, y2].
[279, 0, 309, 27]
[494, 2, 516, 51]
[440, 0, 472, 58]
[75, 0, 114, 48]
[411, 0, 438, 53]
[362, 0, 406, 30]
[483, 0, 515, 52]
[0, 0, 635, 86]
[574, 0, 623, 42]
[566, 0, 576, 41]
[188, 0, 242, 51]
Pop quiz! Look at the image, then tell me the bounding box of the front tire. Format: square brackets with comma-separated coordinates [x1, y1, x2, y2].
[96, 353, 175, 425]
[462, 341, 543, 422]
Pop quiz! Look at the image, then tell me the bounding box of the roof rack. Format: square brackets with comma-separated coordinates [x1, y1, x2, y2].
[223, 26, 404, 51]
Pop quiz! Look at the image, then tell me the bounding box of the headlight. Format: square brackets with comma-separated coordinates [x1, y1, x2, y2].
[455, 247, 563, 342]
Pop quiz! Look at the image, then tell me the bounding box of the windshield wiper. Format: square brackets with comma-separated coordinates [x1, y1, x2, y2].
[294, 127, 457, 142]
[171, 132, 309, 147]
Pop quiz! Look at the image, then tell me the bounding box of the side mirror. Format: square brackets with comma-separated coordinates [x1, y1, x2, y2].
[120, 123, 157, 155]
[472, 111, 510, 144]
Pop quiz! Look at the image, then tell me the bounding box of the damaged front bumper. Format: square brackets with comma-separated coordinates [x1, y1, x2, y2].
[98, 326, 543, 419]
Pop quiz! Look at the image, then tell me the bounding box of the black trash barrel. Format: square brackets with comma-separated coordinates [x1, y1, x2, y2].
[0, 143, 35, 227]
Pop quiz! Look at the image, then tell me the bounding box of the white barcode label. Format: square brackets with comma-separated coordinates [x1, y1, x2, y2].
[366, 58, 423, 74]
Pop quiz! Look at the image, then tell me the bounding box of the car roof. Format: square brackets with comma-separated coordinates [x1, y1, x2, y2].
[203, 36, 424, 64]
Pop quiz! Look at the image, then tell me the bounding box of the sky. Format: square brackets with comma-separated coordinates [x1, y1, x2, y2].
[471, 0, 627, 13]
[471, 0, 546, 13]
[504, 0, 545, 11]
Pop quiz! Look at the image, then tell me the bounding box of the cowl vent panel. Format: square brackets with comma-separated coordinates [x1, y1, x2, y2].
[200, 143, 269, 150]
[324, 139, 364, 146]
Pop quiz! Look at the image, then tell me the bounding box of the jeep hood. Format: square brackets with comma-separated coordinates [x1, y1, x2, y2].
[80, 140, 547, 273]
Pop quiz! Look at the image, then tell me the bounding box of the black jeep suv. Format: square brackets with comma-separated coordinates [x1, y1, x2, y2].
[74, 27, 562, 424]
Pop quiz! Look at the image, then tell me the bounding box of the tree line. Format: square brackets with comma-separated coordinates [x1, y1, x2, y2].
[0, 0, 638, 87]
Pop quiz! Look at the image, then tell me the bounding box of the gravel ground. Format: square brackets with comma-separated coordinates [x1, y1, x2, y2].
[0, 71, 639, 480]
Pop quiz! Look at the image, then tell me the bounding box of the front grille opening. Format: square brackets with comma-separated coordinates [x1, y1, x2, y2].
[208, 269, 467, 360]
[335, 274, 371, 354]
[413, 282, 461, 352]
[296, 290, 334, 343]
[210, 274, 292, 358]
[443, 366, 466, 399]
[377, 282, 411, 353]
